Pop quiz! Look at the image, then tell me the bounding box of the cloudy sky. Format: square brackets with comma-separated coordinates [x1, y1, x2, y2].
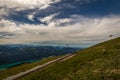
[0, 0, 120, 47]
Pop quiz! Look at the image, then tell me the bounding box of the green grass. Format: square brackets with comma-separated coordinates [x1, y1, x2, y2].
[19, 37, 120, 80]
[0, 56, 61, 80]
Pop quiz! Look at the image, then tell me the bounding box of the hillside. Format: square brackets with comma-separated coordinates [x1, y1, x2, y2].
[19, 37, 120, 80]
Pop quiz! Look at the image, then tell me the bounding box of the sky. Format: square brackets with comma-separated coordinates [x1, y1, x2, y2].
[0, 0, 120, 47]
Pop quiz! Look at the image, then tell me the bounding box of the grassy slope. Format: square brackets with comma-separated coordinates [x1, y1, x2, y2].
[19, 37, 120, 80]
[0, 56, 61, 80]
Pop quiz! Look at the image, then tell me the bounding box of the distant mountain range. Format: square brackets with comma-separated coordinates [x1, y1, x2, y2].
[0, 44, 82, 66]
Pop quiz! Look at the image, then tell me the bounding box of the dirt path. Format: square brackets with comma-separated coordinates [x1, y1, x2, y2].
[62, 54, 76, 61]
[3, 53, 76, 80]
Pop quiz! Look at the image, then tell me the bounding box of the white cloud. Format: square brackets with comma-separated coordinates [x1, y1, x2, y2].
[40, 13, 59, 24]
[0, 0, 60, 9]
[0, 0, 61, 17]
[40, 13, 72, 26]
[27, 14, 34, 21]
[0, 15, 120, 44]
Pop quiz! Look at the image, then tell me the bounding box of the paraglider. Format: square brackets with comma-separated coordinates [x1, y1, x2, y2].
[109, 34, 113, 37]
